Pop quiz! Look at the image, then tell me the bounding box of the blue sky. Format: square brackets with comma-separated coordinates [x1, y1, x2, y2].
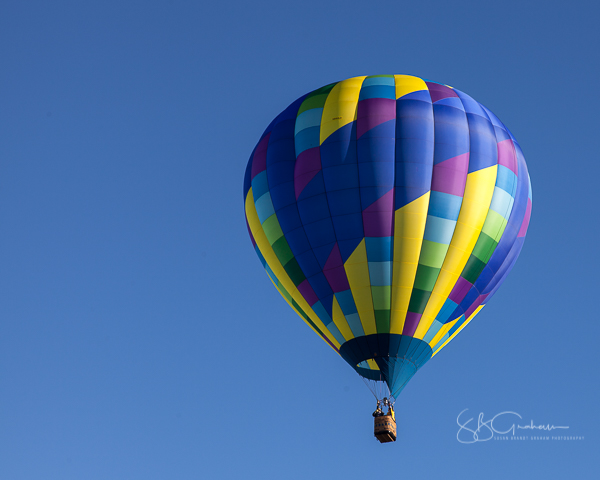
[1, 1, 598, 478]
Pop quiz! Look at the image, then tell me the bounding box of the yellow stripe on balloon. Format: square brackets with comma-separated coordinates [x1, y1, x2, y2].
[320, 76, 366, 144]
[245, 189, 340, 349]
[431, 305, 485, 357]
[428, 316, 461, 348]
[390, 192, 430, 334]
[394, 74, 428, 99]
[332, 295, 354, 341]
[414, 165, 497, 339]
[344, 239, 377, 335]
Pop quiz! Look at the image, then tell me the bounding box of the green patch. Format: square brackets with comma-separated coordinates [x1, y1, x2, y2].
[283, 257, 306, 286]
[418, 240, 449, 268]
[297, 84, 336, 116]
[375, 310, 391, 333]
[413, 265, 440, 291]
[272, 236, 294, 266]
[482, 210, 506, 242]
[279, 283, 292, 303]
[462, 255, 486, 284]
[471, 233, 497, 263]
[408, 289, 431, 314]
[371, 285, 391, 310]
[262, 214, 284, 244]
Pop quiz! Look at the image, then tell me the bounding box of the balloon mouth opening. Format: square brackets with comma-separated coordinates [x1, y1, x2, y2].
[355, 360, 385, 381]
[354, 356, 418, 395]
[339, 334, 433, 398]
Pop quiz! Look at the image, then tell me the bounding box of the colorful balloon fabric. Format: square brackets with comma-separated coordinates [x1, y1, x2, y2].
[243, 75, 532, 398]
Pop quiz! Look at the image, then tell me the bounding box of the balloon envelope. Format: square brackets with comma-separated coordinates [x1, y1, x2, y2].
[244, 75, 532, 398]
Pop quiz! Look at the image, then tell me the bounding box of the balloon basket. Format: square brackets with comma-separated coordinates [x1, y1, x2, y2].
[374, 415, 397, 443]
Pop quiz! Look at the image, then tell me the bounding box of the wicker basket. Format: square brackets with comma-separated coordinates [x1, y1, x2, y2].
[374, 415, 397, 443]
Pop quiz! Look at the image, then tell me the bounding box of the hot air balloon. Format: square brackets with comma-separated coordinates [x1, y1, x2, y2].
[243, 75, 532, 442]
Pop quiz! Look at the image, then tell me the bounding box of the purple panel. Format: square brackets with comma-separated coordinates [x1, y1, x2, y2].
[294, 147, 321, 177]
[517, 198, 532, 238]
[295, 171, 320, 199]
[448, 276, 472, 304]
[430, 153, 469, 196]
[425, 82, 458, 103]
[294, 147, 321, 199]
[402, 312, 422, 336]
[362, 189, 394, 237]
[497, 139, 518, 175]
[324, 243, 343, 270]
[295, 146, 321, 176]
[250, 133, 270, 180]
[324, 266, 351, 293]
[356, 98, 396, 139]
[323, 244, 350, 292]
[298, 278, 319, 306]
[464, 294, 488, 319]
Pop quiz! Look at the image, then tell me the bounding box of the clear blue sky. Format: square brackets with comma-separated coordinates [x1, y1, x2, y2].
[1, 1, 598, 479]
